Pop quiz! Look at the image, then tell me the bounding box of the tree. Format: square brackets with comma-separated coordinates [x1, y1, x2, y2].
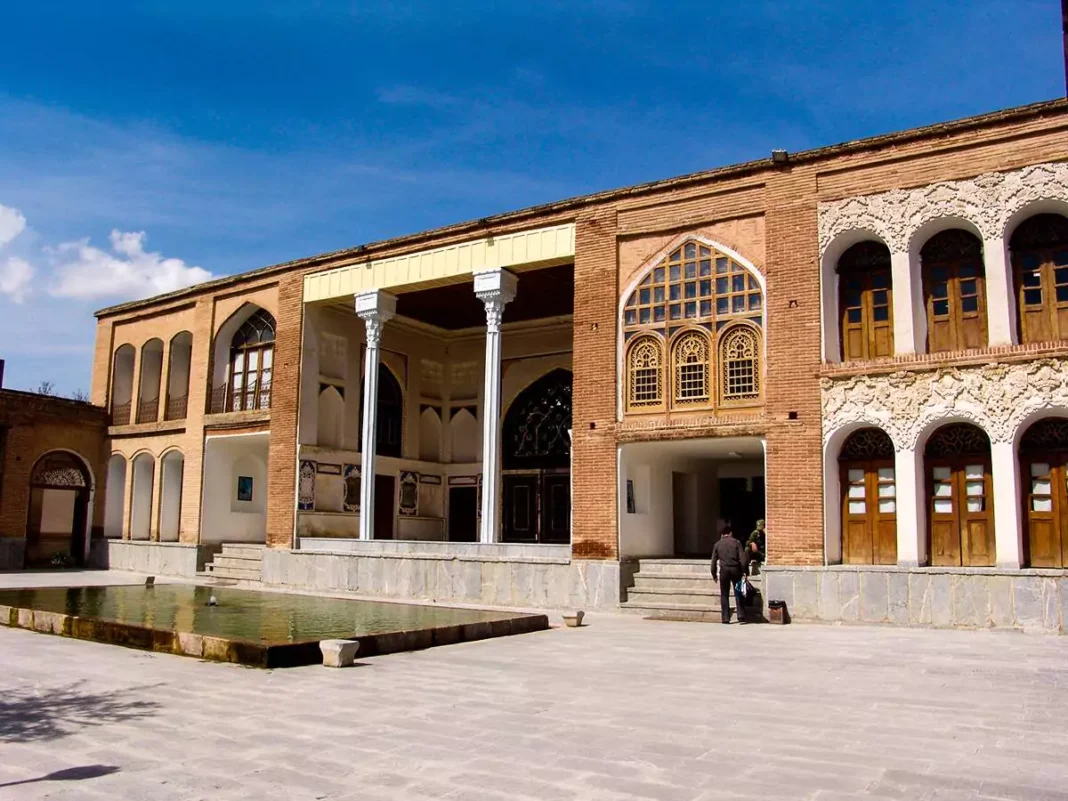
[70, 389, 90, 403]
[36, 381, 55, 396]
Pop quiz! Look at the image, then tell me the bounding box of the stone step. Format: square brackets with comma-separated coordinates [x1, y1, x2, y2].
[636, 559, 713, 576]
[627, 588, 762, 608]
[205, 564, 261, 581]
[219, 544, 266, 559]
[620, 600, 765, 623]
[632, 573, 762, 591]
[210, 555, 264, 570]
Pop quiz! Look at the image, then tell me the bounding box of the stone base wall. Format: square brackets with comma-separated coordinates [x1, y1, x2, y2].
[88, 540, 201, 577]
[764, 566, 1068, 633]
[262, 541, 626, 610]
[0, 538, 25, 570]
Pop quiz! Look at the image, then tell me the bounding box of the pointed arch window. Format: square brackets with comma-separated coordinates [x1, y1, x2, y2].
[626, 336, 663, 411]
[672, 331, 710, 404]
[229, 309, 276, 412]
[719, 325, 761, 404]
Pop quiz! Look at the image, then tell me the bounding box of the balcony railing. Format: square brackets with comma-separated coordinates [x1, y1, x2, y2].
[209, 383, 272, 414]
[165, 394, 188, 421]
[136, 398, 159, 424]
[110, 401, 132, 426]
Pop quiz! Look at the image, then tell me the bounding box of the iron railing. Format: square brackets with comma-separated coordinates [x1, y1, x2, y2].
[136, 398, 159, 424]
[110, 401, 132, 426]
[209, 383, 271, 414]
[164, 394, 188, 421]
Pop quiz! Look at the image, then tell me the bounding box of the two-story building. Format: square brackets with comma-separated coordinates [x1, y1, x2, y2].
[85, 97, 1068, 629]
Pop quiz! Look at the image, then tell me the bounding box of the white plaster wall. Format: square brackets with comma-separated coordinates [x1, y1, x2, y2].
[201, 435, 268, 543]
[130, 455, 154, 540]
[104, 455, 126, 538]
[159, 453, 184, 542]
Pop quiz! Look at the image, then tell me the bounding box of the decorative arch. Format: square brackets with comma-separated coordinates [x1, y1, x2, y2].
[316, 385, 345, 450]
[449, 408, 478, 464]
[104, 453, 127, 539]
[130, 452, 155, 541]
[836, 239, 893, 361]
[1018, 416, 1068, 567]
[670, 329, 710, 405]
[165, 331, 193, 420]
[923, 422, 994, 567]
[1010, 212, 1068, 344]
[718, 323, 761, 405]
[618, 236, 764, 417]
[211, 304, 276, 413]
[26, 451, 93, 566]
[502, 368, 572, 471]
[136, 338, 164, 423]
[159, 449, 185, 542]
[838, 427, 897, 566]
[625, 334, 664, 412]
[110, 344, 136, 425]
[918, 227, 987, 353]
[418, 407, 443, 462]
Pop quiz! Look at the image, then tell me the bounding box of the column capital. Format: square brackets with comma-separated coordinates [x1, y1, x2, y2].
[474, 269, 518, 332]
[354, 290, 397, 345]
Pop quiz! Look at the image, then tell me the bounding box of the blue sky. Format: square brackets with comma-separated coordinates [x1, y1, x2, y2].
[0, 0, 1062, 394]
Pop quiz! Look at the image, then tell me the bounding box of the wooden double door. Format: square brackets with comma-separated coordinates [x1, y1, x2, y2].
[1021, 450, 1068, 568]
[502, 472, 570, 544]
[840, 460, 897, 565]
[927, 458, 994, 566]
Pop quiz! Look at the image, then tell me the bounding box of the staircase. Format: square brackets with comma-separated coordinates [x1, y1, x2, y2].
[198, 543, 264, 584]
[621, 558, 763, 622]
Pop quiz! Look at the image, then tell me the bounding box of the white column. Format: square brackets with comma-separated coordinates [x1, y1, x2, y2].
[890, 250, 919, 355]
[474, 268, 517, 544]
[895, 445, 926, 567]
[991, 440, 1024, 568]
[355, 290, 397, 541]
[982, 236, 1016, 347]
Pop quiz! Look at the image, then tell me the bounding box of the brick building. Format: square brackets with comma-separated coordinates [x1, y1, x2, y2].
[0, 362, 109, 569]
[87, 98, 1068, 628]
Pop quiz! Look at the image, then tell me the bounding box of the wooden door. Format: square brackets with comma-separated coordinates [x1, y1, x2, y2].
[1011, 214, 1068, 344]
[447, 486, 478, 543]
[839, 267, 892, 360]
[928, 459, 994, 566]
[502, 474, 539, 542]
[540, 474, 571, 544]
[841, 460, 897, 565]
[373, 474, 395, 539]
[1022, 455, 1067, 568]
[922, 230, 987, 353]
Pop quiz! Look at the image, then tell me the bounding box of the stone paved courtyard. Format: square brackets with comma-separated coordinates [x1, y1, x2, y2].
[1, 577, 1068, 800]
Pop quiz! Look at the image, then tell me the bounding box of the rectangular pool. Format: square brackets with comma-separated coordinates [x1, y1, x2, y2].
[0, 584, 548, 667]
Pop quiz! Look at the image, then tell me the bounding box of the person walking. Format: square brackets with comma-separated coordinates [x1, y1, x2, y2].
[711, 525, 749, 624]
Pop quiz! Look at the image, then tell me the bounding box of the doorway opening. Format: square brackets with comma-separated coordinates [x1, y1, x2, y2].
[26, 451, 92, 566]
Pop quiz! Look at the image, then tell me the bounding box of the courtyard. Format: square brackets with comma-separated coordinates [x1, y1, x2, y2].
[1, 577, 1067, 800]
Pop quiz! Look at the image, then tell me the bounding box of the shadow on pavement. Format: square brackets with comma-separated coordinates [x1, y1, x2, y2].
[0, 764, 120, 788]
[0, 681, 160, 743]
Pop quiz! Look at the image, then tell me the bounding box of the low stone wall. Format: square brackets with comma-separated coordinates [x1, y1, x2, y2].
[0, 538, 25, 570]
[763, 566, 1068, 633]
[262, 541, 626, 610]
[88, 540, 202, 577]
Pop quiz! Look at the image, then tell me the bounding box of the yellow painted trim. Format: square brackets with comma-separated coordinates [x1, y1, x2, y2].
[303, 223, 575, 303]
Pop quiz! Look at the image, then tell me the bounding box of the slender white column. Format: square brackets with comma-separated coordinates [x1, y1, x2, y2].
[355, 290, 397, 541]
[991, 440, 1024, 568]
[890, 250, 919, 355]
[982, 236, 1016, 347]
[895, 445, 926, 567]
[474, 269, 518, 544]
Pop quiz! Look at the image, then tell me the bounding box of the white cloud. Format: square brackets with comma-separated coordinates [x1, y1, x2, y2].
[49, 229, 213, 300]
[0, 203, 26, 247]
[0, 256, 33, 303]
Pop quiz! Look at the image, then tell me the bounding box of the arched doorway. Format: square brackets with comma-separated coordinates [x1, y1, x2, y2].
[838, 428, 897, 565]
[501, 369, 572, 544]
[1019, 417, 1068, 567]
[925, 423, 994, 566]
[26, 451, 92, 566]
[159, 450, 185, 542]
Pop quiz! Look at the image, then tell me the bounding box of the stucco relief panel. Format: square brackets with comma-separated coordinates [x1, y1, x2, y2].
[822, 359, 1068, 449]
[818, 162, 1068, 254]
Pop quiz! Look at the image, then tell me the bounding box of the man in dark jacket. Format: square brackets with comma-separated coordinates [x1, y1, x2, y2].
[711, 526, 749, 624]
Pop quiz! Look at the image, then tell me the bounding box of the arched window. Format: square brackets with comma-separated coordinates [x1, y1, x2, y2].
[359, 364, 403, 458]
[924, 423, 993, 567]
[1011, 213, 1068, 344]
[921, 230, 987, 353]
[838, 428, 896, 565]
[672, 331, 710, 405]
[626, 336, 663, 411]
[623, 240, 763, 413]
[228, 309, 276, 412]
[719, 325, 761, 404]
[837, 241, 892, 361]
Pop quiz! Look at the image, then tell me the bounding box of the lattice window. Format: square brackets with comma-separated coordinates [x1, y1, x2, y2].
[229, 309, 277, 412]
[1020, 417, 1068, 452]
[839, 428, 894, 461]
[719, 325, 760, 403]
[924, 423, 990, 458]
[672, 331, 709, 404]
[31, 452, 89, 488]
[627, 336, 663, 410]
[503, 369, 572, 470]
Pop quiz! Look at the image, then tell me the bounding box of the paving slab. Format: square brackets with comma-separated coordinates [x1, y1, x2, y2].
[1, 600, 1067, 800]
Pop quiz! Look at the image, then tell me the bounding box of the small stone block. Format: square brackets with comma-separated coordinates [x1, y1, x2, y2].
[562, 611, 584, 628]
[320, 639, 360, 667]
